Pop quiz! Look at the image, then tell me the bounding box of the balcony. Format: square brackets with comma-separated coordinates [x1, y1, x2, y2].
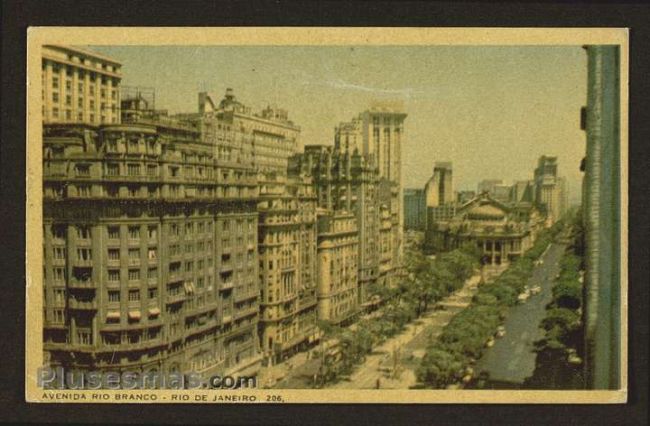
[234, 306, 258, 320]
[166, 293, 185, 305]
[73, 258, 93, 268]
[220, 281, 234, 291]
[67, 280, 96, 290]
[234, 290, 259, 303]
[68, 299, 98, 310]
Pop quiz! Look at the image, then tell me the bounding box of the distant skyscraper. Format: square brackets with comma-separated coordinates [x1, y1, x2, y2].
[424, 162, 454, 208]
[424, 162, 456, 226]
[335, 102, 407, 282]
[534, 155, 566, 222]
[510, 180, 535, 204]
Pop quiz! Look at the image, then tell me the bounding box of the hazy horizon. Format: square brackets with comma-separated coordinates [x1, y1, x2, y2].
[91, 45, 587, 204]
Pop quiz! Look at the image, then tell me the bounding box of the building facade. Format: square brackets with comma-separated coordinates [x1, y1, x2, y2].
[424, 162, 454, 208]
[43, 111, 262, 378]
[426, 193, 543, 270]
[510, 180, 535, 204]
[534, 155, 567, 224]
[403, 188, 427, 230]
[42, 45, 122, 126]
[423, 162, 456, 232]
[581, 45, 621, 390]
[189, 89, 301, 175]
[316, 210, 360, 325]
[257, 175, 319, 363]
[334, 103, 407, 273]
[289, 145, 382, 304]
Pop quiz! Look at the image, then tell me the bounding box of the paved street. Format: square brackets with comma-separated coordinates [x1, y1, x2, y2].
[473, 242, 566, 385]
[270, 274, 480, 389]
[271, 242, 565, 390]
[329, 276, 481, 389]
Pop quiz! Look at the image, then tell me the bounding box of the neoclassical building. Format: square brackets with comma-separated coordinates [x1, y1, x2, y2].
[257, 174, 319, 364]
[316, 209, 360, 325]
[426, 192, 543, 267]
[288, 145, 384, 304]
[43, 107, 262, 378]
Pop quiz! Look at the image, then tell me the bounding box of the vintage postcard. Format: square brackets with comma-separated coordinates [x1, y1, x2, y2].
[25, 27, 628, 403]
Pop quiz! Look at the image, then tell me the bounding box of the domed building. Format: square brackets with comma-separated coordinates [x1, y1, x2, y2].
[426, 192, 543, 268]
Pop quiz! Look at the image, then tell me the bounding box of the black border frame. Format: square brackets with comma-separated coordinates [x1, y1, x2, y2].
[1, 1, 648, 424]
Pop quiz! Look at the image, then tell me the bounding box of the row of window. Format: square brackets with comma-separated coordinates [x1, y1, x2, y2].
[47, 108, 117, 123]
[108, 268, 158, 281]
[48, 60, 119, 81]
[50, 75, 118, 96]
[107, 288, 157, 302]
[51, 92, 117, 109]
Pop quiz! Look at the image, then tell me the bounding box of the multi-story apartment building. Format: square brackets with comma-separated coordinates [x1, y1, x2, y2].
[42, 45, 122, 126]
[288, 145, 381, 305]
[187, 89, 301, 175]
[42, 73, 262, 377]
[335, 103, 407, 282]
[257, 174, 319, 364]
[316, 210, 360, 325]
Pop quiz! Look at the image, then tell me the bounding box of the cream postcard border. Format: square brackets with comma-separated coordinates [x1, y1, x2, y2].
[25, 27, 629, 404]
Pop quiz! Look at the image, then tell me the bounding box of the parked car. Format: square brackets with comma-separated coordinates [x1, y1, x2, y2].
[517, 291, 530, 303]
[485, 337, 495, 348]
[530, 285, 542, 295]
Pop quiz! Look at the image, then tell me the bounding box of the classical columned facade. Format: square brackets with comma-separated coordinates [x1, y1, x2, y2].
[426, 193, 542, 271]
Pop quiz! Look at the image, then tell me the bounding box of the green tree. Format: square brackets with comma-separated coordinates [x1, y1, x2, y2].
[417, 346, 464, 388]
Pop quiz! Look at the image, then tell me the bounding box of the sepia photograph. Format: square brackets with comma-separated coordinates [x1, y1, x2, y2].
[25, 27, 627, 403]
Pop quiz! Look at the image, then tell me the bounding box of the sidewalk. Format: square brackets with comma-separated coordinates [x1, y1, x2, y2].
[329, 274, 481, 389]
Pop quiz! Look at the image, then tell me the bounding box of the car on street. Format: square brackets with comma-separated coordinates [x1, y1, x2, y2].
[517, 291, 530, 303]
[496, 325, 506, 338]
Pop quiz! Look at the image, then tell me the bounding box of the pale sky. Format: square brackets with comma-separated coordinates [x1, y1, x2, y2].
[91, 45, 587, 204]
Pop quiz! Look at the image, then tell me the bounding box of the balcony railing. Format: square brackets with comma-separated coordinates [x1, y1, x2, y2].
[73, 258, 93, 268]
[166, 293, 185, 304]
[68, 299, 98, 310]
[220, 281, 234, 291]
[67, 280, 96, 290]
